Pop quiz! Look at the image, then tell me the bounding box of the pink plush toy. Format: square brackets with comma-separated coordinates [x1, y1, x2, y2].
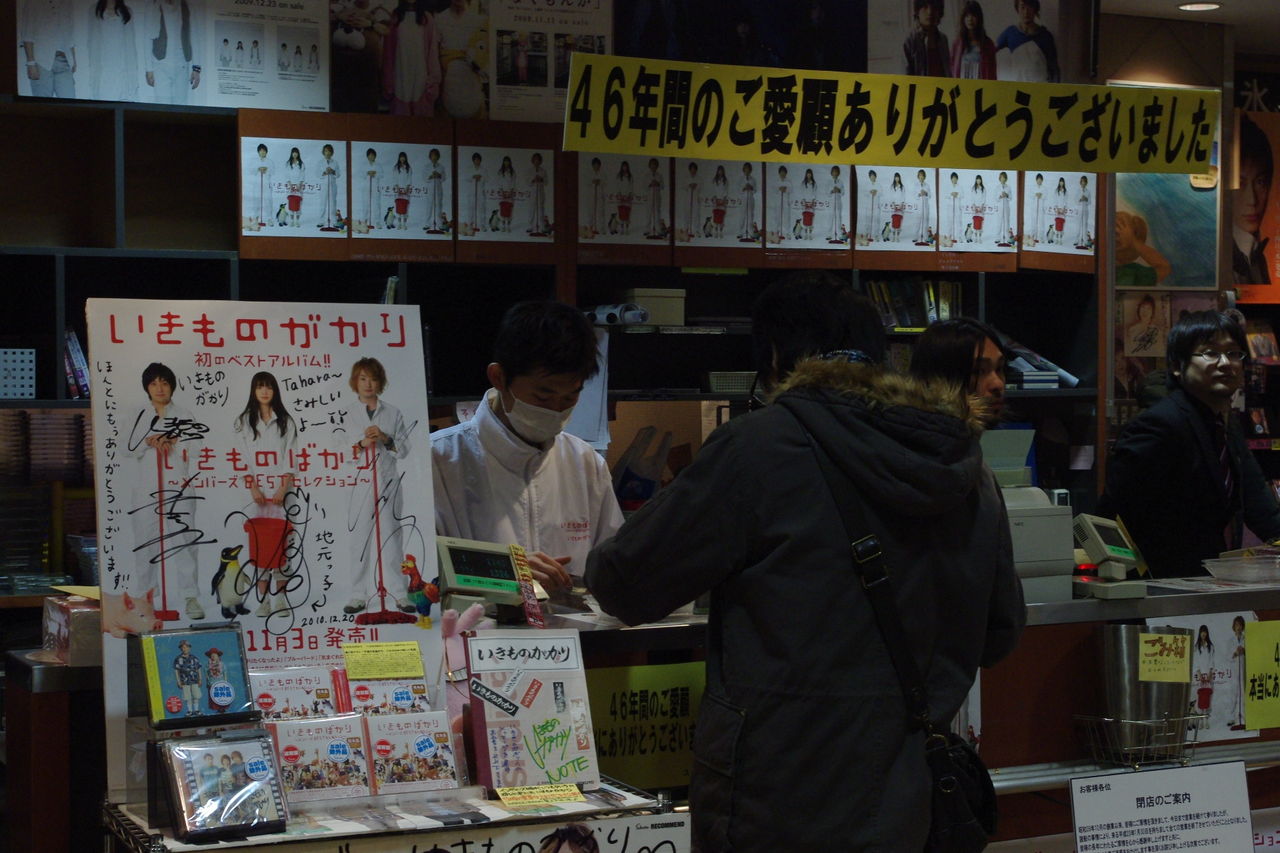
[440, 603, 489, 785]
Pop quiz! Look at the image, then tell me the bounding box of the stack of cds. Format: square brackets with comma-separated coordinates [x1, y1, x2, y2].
[28, 411, 83, 484]
[0, 410, 27, 483]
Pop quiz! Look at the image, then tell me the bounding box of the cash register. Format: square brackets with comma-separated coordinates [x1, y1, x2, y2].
[435, 536, 549, 621]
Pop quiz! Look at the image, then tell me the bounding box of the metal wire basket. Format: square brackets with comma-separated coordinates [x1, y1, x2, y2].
[1074, 714, 1207, 769]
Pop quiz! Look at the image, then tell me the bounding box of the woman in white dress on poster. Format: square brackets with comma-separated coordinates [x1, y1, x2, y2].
[390, 151, 412, 231]
[828, 166, 845, 243]
[1052, 176, 1069, 245]
[318, 143, 342, 230]
[1074, 174, 1091, 248]
[889, 172, 906, 242]
[233, 371, 298, 616]
[914, 169, 931, 245]
[1193, 625, 1216, 729]
[497, 156, 516, 233]
[996, 171, 1012, 246]
[737, 162, 757, 242]
[614, 160, 634, 235]
[970, 174, 987, 244]
[711, 165, 729, 239]
[645, 158, 664, 238]
[284, 147, 305, 228]
[528, 151, 548, 236]
[425, 148, 446, 233]
[87, 0, 138, 102]
[798, 169, 817, 242]
[235, 41, 244, 68]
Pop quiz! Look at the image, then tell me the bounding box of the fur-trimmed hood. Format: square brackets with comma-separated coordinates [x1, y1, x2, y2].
[770, 357, 991, 519]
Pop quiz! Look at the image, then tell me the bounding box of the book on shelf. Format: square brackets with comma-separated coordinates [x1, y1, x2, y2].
[923, 280, 939, 324]
[1246, 318, 1280, 364]
[1001, 335, 1079, 388]
[63, 348, 82, 399]
[65, 328, 90, 397]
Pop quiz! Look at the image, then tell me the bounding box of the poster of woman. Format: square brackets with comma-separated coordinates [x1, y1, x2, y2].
[455, 146, 554, 243]
[674, 159, 762, 248]
[937, 168, 1017, 252]
[577, 154, 671, 245]
[764, 163, 851, 250]
[1021, 171, 1095, 257]
[350, 142, 453, 239]
[240, 137, 348, 238]
[1157, 613, 1257, 740]
[855, 165, 935, 252]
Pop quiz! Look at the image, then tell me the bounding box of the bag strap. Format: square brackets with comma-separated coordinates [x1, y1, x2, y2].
[778, 397, 935, 734]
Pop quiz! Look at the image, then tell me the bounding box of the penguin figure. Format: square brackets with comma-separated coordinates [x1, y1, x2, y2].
[275, 204, 288, 227]
[488, 209, 502, 231]
[210, 544, 248, 618]
[384, 207, 396, 228]
[881, 221, 892, 240]
[607, 212, 619, 234]
[702, 216, 713, 237]
[793, 218, 803, 239]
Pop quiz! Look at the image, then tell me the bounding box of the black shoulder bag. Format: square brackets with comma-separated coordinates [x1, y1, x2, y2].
[780, 398, 997, 853]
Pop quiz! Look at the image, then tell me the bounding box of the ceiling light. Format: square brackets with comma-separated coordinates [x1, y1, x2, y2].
[1177, 2, 1221, 10]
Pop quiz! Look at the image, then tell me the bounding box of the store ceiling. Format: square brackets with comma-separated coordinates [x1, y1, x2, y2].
[1101, 0, 1278, 57]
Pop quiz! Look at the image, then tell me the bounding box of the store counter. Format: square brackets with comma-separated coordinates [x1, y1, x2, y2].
[5, 648, 106, 852]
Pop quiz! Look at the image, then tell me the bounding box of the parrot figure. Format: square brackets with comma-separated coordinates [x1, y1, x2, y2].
[210, 544, 248, 618]
[399, 554, 440, 628]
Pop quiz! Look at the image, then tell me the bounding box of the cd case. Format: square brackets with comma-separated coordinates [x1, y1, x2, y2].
[268, 714, 372, 803]
[141, 626, 256, 729]
[367, 711, 460, 794]
[161, 733, 287, 842]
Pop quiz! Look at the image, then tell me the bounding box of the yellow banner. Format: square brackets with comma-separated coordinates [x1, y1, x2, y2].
[1245, 621, 1280, 730]
[564, 54, 1218, 174]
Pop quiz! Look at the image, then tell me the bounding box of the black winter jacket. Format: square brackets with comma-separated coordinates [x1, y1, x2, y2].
[587, 360, 1025, 851]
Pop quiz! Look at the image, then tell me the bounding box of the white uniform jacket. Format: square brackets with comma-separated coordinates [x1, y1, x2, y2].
[431, 389, 623, 580]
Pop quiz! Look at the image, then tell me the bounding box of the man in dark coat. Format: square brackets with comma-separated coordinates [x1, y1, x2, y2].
[586, 272, 1024, 850]
[1104, 311, 1280, 576]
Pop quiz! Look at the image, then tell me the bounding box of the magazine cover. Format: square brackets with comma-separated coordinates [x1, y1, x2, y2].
[268, 714, 372, 802]
[465, 628, 599, 791]
[366, 710, 459, 794]
[162, 733, 286, 842]
[249, 666, 341, 720]
[141, 627, 255, 729]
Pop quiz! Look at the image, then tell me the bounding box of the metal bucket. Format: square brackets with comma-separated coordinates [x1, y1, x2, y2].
[1098, 624, 1193, 759]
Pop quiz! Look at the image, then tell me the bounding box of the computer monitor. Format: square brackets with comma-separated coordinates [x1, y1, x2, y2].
[1073, 514, 1140, 580]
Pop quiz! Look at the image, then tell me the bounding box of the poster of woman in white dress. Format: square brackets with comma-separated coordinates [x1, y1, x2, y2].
[766, 163, 851, 250]
[577, 153, 671, 245]
[455, 146, 554, 243]
[240, 137, 347, 237]
[855, 165, 936, 252]
[1022, 171, 1095, 255]
[938, 168, 1018, 252]
[675, 159, 762, 248]
[1156, 613, 1257, 740]
[350, 142, 452, 239]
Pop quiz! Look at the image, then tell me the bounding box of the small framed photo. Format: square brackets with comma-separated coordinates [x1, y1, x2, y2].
[161, 733, 287, 842]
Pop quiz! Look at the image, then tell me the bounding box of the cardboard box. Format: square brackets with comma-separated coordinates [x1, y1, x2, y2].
[622, 288, 686, 326]
[42, 594, 102, 666]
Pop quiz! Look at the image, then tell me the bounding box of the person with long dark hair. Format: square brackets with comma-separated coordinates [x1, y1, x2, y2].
[950, 0, 995, 79]
[382, 0, 441, 116]
[285, 147, 305, 228]
[391, 150, 413, 231]
[87, 0, 137, 101]
[910, 317, 1007, 426]
[234, 371, 298, 615]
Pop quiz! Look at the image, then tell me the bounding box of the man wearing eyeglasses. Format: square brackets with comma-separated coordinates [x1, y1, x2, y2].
[1103, 310, 1280, 576]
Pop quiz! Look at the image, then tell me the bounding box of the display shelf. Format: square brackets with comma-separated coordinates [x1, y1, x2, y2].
[0, 399, 89, 409]
[1007, 387, 1097, 398]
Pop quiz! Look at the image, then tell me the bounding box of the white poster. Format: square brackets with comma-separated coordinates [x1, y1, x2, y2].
[489, 0, 612, 123]
[241, 138, 347, 236]
[456, 146, 555, 242]
[350, 142, 454, 239]
[1021, 170, 1096, 255]
[938, 168, 1019, 251]
[856, 165, 937, 251]
[16, 0, 329, 111]
[88, 299, 439, 801]
[578, 153, 670, 244]
[675, 159, 762, 248]
[1151, 613, 1258, 741]
[765, 163, 851, 250]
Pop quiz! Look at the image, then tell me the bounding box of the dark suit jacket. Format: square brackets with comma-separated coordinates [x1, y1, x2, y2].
[1102, 388, 1280, 576]
[1233, 240, 1270, 285]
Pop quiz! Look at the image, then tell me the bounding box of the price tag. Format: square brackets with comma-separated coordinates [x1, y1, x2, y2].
[1137, 632, 1190, 683]
[495, 784, 586, 810]
[342, 641, 425, 680]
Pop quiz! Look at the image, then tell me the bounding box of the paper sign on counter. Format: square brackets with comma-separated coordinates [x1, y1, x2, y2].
[1138, 632, 1191, 683]
[495, 784, 587, 810]
[343, 641, 426, 680]
[1246, 621, 1280, 730]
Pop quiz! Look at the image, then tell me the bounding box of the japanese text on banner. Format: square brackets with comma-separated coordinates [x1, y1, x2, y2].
[563, 54, 1218, 175]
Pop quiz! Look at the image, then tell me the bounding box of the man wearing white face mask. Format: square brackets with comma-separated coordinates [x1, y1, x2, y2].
[432, 301, 624, 594]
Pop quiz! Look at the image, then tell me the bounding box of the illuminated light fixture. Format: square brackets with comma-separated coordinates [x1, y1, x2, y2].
[1177, 2, 1221, 10]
